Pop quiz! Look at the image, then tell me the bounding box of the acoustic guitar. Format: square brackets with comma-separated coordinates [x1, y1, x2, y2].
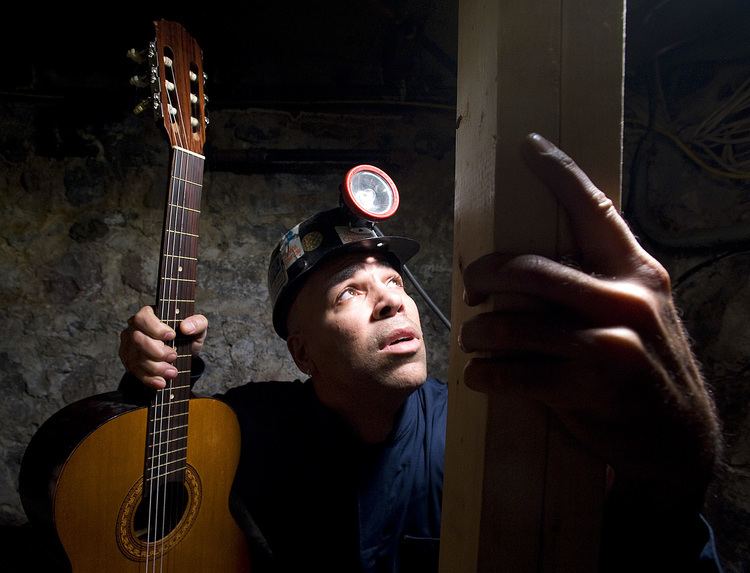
[19, 20, 251, 572]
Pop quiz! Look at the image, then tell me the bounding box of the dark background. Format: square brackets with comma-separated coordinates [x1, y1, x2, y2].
[2, 0, 749, 570]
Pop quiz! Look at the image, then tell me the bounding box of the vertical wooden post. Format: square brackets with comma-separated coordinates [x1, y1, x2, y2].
[440, 1, 625, 572]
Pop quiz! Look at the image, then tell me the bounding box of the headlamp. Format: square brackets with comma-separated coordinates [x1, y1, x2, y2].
[267, 163, 450, 339]
[341, 165, 400, 221]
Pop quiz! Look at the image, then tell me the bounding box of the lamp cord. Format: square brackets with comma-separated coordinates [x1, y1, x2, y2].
[373, 224, 451, 331]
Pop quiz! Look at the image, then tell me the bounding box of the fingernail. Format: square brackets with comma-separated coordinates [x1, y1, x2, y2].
[166, 367, 178, 378]
[182, 320, 194, 334]
[527, 132, 556, 153]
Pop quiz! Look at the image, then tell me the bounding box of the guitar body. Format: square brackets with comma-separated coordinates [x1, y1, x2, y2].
[21, 393, 250, 572]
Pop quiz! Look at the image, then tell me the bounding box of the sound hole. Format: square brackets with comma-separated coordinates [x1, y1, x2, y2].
[117, 465, 201, 560]
[133, 480, 189, 542]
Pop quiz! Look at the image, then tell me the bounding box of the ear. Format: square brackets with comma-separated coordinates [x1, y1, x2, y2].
[287, 332, 315, 376]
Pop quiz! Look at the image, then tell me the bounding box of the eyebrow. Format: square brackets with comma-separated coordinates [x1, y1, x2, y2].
[323, 259, 394, 292]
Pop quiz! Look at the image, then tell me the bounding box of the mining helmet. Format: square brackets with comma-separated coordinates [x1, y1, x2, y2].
[267, 206, 420, 339]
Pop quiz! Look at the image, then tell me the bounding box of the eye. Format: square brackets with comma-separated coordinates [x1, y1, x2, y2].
[336, 286, 358, 303]
[386, 275, 403, 288]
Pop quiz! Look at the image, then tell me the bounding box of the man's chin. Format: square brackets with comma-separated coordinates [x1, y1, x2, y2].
[379, 358, 427, 390]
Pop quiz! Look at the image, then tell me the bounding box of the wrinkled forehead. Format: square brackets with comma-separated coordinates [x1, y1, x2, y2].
[311, 252, 397, 294]
[288, 251, 397, 319]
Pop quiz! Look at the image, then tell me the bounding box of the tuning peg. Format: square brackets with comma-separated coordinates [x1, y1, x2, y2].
[126, 48, 146, 64]
[205, 115, 210, 126]
[133, 97, 151, 115]
[203, 93, 209, 105]
[129, 75, 149, 88]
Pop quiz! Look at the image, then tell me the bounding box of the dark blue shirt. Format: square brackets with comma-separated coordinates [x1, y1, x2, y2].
[222, 377, 447, 573]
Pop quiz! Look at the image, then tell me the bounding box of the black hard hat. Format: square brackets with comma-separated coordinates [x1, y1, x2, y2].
[267, 207, 420, 339]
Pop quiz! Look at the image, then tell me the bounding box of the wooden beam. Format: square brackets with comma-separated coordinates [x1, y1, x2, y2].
[440, 1, 625, 572]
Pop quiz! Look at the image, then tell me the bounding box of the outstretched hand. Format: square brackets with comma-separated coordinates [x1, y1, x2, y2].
[459, 133, 720, 508]
[119, 305, 208, 389]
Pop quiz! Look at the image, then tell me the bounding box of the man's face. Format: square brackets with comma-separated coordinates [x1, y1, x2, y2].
[287, 252, 427, 401]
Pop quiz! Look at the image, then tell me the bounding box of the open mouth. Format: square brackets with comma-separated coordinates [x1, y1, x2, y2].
[380, 327, 421, 352]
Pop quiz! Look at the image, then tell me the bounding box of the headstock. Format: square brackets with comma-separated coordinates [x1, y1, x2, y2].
[129, 20, 208, 154]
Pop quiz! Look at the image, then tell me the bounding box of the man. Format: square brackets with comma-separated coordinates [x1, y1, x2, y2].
[120, 134, 722, 572]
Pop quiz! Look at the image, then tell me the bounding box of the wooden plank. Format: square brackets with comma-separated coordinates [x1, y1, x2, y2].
[440, 0, 624, 571]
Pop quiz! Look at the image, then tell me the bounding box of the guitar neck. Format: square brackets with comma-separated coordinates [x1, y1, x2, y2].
[156, 146, 204, 329]
[146, 145, 205, 485]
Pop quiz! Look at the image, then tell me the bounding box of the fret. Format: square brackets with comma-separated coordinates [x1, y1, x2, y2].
[149, 444, 188, 456]
[173, 146, 205, 160]
[171, 175, 203, 188]
[149, 435, 187, 448]
[150, 417, 189, 427]
[154, 393, 190, 402]
[162, 236, 199, 259]
[146, 465, 189, 482]
[166, 192, 201, 212]
[158, 394, 190, 402]
[161, 277, 197, 283]
[163, 210, 200, 233]
[151, 398, 190, 408]
[151, 402, 189, 412]
[159, 312, 192, 322]
[148, 451, 187, 466]
[150, 423, 188, 436]
[166, 385, 191, 391]
[162, 243, 198, 258]
[165, 229, 199, 238]
[168, 203, 201, 213]
[159, 298, 196, 303]
[148, 455, 188, 472]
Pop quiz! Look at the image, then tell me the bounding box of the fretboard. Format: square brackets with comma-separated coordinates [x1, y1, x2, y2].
[145, 146, 204, 486]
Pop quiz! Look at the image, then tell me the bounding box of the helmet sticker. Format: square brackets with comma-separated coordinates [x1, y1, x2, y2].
[268, 250, 288, 305]
[335, 226, 378, 244]
[280, 224, 304, 269]
[302, 231, 323, 252]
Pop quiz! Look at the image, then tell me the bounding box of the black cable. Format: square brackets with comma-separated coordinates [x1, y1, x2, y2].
[373, 224, 451, 331]
[401, 264, 451, 331]
[673, 249, 750, 291]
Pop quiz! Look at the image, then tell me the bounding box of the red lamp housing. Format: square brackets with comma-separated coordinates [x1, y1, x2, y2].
[341, 164, 400, 221]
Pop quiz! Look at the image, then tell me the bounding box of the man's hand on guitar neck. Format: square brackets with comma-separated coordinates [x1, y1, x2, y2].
[119, 305, 208, 389]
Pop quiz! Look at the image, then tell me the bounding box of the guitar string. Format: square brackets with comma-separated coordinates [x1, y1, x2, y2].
[158, 53, 191, 573]
[166, 147, 186, 573]
[160, 50, 194, 570]
[167, 142, 192, 573]
[145, 98, 168, 573]
[146, 46, 189, 573]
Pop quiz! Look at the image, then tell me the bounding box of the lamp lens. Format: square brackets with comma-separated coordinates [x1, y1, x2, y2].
[350, 171, 394, 216]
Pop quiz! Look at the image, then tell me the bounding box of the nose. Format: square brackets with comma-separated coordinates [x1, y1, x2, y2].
[372, 283, 404, 320]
